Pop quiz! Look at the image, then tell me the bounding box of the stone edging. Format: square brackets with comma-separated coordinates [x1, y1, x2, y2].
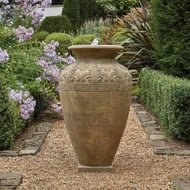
[169, 174, 190, 190]
[132, 100, 190, 156]
[0, 122, 53, 157]
[0, 173, 22, 190]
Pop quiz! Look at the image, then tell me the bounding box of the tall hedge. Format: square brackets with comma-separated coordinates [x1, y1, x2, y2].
[88, 0, 96, 20]
[62, 0, 80, 33]
[79, 0, 89, 25]
[140, 68, 190, 141]
[150, 0, 190, 78]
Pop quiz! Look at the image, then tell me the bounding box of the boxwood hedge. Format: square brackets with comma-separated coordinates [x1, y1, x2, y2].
[140, 68, 190, 141]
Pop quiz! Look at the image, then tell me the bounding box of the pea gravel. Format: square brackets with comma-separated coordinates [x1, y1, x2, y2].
[0, 107, 190, 190]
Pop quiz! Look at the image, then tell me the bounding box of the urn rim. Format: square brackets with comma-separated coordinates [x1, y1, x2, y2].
[68, 45, 124, 50]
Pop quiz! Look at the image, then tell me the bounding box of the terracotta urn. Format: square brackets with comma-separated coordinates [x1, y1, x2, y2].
[59, 45, 132, 172]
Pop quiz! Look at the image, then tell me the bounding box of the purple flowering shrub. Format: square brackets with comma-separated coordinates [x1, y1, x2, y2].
[0, 0, 52, 28]
[0, 0, 76, 149]
[0, 72, 26, 149]
[36, 40, 75, 113]
[0, 47, 9, 63]
[9, 88, 36, 120]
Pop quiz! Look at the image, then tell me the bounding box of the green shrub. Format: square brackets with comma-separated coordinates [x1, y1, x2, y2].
[45, 33, 72, 54]
[150, 0, 190, 78]
[95, 0, 138, 19]
[140, 68, 190, 141]
[0, 29, 17, 49]
[114, 0, 154, 69]
[32, 31, 50, 42]
[79, 0, 89, 26]
[39, 15, 73, 34]
[88, 0, 96, 20]
[0, 73, 25, 150]
[72, 34, 95, 45]
[62, 0, 80, 33]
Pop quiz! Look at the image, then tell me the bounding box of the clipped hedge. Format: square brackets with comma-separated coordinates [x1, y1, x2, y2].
[31, 31, 50, 42]
[140, 68, 190, 141]
[39, 15, 72, 34]
[72, 34, 95, 45]
[45, 33, 72, 54]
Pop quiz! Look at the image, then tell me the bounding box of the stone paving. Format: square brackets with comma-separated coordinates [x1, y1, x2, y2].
[0, 173, 22, 190]
[0, 98, 190, 189]
[132, 98, 190, 190]
[169, 174, 190, 190]
[0, 122, 53, 157]
[132, 100, 190, 156]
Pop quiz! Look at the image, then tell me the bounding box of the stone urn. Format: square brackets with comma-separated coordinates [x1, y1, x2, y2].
[59, 45, 132, 172]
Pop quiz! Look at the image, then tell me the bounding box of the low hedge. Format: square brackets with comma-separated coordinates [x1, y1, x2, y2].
[140, 68, 190, 141]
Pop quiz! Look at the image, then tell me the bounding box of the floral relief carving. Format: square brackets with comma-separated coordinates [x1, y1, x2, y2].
[60, 63, 131, 85]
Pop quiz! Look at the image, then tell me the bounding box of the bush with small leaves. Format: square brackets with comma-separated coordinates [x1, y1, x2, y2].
[45, 33, 72, 54]
[72, 34, 96, 45]
[32, 31, 50, 42]
[39, 15, 73, 34]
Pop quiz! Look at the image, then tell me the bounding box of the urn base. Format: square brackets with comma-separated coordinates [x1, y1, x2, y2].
[78, 164, 113, 172]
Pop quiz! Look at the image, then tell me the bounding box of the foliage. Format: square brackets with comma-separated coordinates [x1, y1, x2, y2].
[114, 0, 154, 69]
[80, 19, 113, 41]
[0, 73, 25, 149]
[79, 0, 89, 26]
[45, 33, 72, 54]
[88, 0, 96, 20]
[52, 0, 63, 5]
[150, 0, 190, 78]
[62, 0, 80, 33]
[140, 68, 190, 141]
[0, 0, 51, 28]
[0, 0, 77, 150]
[39, 15, 73, 34]
[0, 27, 17, 49]
[32, 31, 50, 42]
[100, 26, 118, 44]
[72, 34, 96, 45]
[95, 0, 138, 19]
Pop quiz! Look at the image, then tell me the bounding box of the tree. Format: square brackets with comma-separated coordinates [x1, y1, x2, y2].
[79, 0, 89, 26]
[88, 0, 96, 20]
[62, 0, 80, 33]
[151, 0, 190, 78]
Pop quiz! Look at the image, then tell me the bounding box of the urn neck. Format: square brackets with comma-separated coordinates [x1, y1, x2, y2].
[68, 45, 123, 60]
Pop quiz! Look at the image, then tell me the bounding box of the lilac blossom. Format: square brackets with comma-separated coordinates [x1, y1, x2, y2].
[0, 0, 9, 4]
[9, 89, 23, 103]
[30, 11, 44, 27]
[0, 48, 9, 64]
[51, 102, 62, 113]
[36, 41, 75, 84]
[42, 41, 64, 63]
[14, 26, 34, 42]
[41, 0, 52, 8]
[1, 0, 52, 27]
[41, 64, 60, 82]
[9, 88, 36, 120]
[63, 54, 76, 65]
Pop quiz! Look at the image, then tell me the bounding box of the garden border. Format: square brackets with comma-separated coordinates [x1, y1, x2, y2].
[132, 97, 190, 156]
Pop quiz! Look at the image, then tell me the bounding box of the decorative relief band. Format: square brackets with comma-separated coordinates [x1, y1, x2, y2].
[59, 62, 132, 91]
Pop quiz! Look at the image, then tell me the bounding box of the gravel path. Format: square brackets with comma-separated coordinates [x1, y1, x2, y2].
[0, 107, 190, 190]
